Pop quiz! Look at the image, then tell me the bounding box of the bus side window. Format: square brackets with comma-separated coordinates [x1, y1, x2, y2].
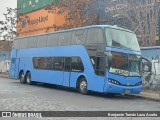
[43, 58, 50, 69]
[32, 57, 38, 68]
[38, 58, 44, 69]
[71, 57, 84, 72]
[90, 56, 96, 68]
[95, 57, 106, 76]
[54, 57, 63, 70]
[49, 57, 55, 69]
[64, 57, 71, 71]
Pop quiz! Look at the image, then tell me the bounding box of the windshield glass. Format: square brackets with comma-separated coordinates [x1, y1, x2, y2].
[129, 54, 141, 76]
[109, 52, 141, 76]
[105, 28, 140, 51]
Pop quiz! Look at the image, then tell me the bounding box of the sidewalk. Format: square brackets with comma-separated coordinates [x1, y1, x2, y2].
[133, 91, 160, 102]
[0, 73, 9, 79]
[0, 73, 160, 101]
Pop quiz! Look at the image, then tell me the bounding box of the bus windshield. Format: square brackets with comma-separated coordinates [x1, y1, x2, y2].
[105, 28, 140, 51]
[109, 52, 141, 76]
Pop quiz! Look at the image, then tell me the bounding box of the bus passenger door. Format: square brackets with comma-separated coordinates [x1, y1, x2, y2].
[63, 57, 71, 87]
[10, 58, 20, 79]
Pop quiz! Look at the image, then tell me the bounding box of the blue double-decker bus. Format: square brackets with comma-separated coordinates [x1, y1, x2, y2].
[10, 25, 150, 95]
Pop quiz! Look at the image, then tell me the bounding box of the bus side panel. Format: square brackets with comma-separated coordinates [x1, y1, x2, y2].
[31, 69, 46, 83]
[87, 75, 105, 93]
[70, 72, 81, 88]
[63, 71, 70, 87]
[10, 58, 20, 79]
[10, 45, 105, 93]
[18, 57, 32, 76]
[9, 50, 20, 79]
[42, 70, 63, 85]
[31, 69, 63, 85]
[80, 52, 105, 93]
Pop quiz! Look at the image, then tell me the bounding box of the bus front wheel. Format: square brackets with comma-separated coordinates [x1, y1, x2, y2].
[78, 78, 88, 95]
[26, 72, 32, 85]
[19, 72, 25, 84]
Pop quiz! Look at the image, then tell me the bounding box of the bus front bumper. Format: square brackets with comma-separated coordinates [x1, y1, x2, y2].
[104, 83, 142, 94]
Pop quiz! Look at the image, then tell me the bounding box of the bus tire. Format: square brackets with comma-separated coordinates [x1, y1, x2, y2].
[78, 78, 88, 95]
[19, 71, 25, 84]
[26, 72, 32, 85]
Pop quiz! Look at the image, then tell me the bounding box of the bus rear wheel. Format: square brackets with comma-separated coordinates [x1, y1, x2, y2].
[26, 72, 32, 85]
[19, 72, 25, 84]
[78, 78, 88, 95]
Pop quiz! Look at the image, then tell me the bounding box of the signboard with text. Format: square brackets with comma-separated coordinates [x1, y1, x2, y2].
[17, 8, 66, 37]
[17, 0, 59, 14]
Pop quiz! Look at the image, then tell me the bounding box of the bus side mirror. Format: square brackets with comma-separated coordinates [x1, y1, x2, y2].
[105, 51, 112, 68]
[142, 57, 152, 73]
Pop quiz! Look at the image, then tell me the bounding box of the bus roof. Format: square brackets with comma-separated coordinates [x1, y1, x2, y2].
[16, 25, 133, 39]
[141, 46, 160, 50]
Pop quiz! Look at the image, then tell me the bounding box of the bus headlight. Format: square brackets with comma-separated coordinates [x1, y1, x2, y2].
[108, 79, 121, 85]
[135, 81, 142, 86]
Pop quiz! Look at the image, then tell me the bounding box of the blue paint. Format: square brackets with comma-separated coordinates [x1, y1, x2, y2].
[10, 25, 143, 94]
[10, 45, 142, 94]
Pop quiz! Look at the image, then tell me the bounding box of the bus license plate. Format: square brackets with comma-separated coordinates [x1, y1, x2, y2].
[125, 89, 130, 94]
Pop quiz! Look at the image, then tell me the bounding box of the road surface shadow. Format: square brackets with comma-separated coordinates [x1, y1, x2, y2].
[12, 80, 138, 100]
[35, 82, 138, 100]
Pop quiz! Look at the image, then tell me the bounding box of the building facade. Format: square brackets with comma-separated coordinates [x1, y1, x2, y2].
[17, 0, 67, 37]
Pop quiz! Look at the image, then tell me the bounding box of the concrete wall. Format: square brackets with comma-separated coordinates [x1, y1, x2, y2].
[141, 47, 160, 90]
[0, 51, 10, 73]
[0, 60, 10, 73]
[0, 40, 12, 51]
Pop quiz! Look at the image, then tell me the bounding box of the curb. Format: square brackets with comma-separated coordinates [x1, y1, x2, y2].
[136, 95, 160, 102]
[126, 94, 160, 102]
[0, 74, 9, 79]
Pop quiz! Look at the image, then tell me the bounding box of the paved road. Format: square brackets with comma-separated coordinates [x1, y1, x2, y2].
[0, 77, 160, 120]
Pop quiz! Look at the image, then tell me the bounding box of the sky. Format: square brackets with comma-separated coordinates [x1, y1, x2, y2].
[0, 0, 17, 20]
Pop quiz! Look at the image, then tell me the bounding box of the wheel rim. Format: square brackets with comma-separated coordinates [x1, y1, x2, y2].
[27, 74, 30, 83]
[20, 74, 24, 82]
[80, 81, 87, 92]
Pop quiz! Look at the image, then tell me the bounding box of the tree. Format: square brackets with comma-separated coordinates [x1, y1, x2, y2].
[0, 7, 17, 41]
[45, 0, 95, 31]
[46, 0, 159, 46]
[103, 0, 160, 46]
[87, 0, 160, 46]
[1, 0, 159, 47]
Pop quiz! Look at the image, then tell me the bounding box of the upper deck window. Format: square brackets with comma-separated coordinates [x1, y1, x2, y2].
[87, 28, 103, 44]
[105, 28, 140, 51]
[71, 30, 87, 44]
[28, 36, 38, 48]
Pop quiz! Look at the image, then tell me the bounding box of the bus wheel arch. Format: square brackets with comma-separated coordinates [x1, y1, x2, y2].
[19, 70, 25, 84]
[76, 75, 88, 95]
[25, 71, 32, 85]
